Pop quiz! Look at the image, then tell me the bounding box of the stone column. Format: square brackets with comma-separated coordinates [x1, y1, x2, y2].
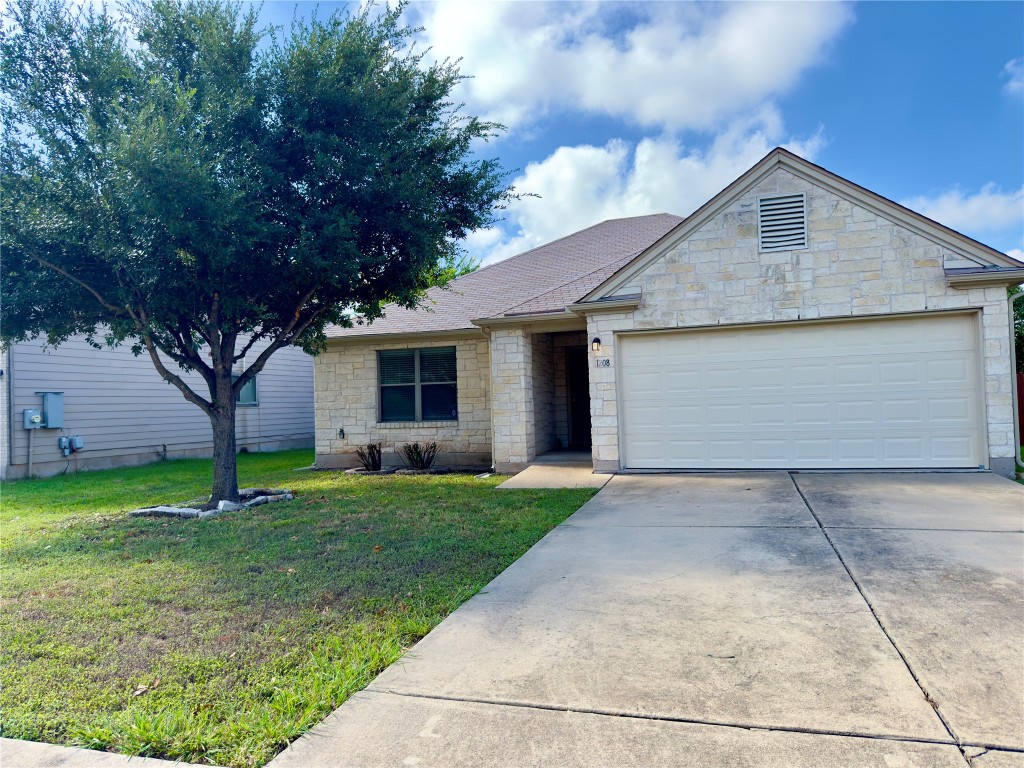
[586, 311, 633, 472]
[490, 328, 536, 472]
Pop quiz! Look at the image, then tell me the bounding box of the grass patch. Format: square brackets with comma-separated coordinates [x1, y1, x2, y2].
[0, 450, 595, 766]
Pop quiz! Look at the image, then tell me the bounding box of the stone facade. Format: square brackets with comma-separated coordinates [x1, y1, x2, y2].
[314, 335, 491, 468]
[487, 328, 589, 472]
[585, 166, 1016, 474]
[489, 328, 535, 470]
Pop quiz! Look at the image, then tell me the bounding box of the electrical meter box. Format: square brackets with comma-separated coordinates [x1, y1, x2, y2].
[23, 409, 42, 429]
[38, 391, 64, 428]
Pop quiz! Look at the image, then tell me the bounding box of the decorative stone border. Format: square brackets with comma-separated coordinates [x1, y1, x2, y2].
[129, 488, 294, 519]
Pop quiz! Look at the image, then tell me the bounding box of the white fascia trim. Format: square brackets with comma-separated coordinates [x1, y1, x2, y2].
[471, 310, 583, 328]
[325, 328, 485, 345]
[568, 296, 642, 315]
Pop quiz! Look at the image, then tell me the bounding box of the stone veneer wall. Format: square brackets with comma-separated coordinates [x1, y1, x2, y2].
[490, 328, 535, 470]
[586, 166, 1016, 474]
[314, 335, 491, 468]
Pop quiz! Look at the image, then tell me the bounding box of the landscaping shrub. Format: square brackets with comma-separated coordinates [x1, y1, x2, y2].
[355, 443, 383, 471]
[400, 442, 438, 470]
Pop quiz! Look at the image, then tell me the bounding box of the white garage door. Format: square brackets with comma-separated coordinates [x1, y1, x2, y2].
[619, 313, 982, 470]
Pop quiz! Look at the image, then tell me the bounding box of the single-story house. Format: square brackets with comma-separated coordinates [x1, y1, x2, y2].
[315, 148, 1024, 476]
[1, 336, 314, 479]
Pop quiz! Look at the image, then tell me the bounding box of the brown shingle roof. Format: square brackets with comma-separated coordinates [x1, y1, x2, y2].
[325, 213, 683, 338]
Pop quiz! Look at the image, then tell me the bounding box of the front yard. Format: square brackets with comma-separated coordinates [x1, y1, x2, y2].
[0, 450, 595, 767]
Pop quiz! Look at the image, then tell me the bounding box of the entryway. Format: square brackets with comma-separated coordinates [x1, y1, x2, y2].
[565, 345, 591, 451]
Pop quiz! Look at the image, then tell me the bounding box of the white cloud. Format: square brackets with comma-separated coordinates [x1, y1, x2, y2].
[474, 117, 825, 265]
[900, 185, 1024, 254]
[410, 1, 852, 132]
[1003, 57, 1024, 96]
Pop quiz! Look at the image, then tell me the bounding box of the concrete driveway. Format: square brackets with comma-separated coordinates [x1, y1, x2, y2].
[270, 472, 1024, 768]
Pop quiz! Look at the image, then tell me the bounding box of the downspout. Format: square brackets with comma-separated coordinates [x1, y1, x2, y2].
[1011, 290, 1023, 474]
[5, 346, 13, 476]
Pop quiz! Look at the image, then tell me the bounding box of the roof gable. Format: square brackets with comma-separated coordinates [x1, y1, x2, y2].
[581, 148, 1022, 303]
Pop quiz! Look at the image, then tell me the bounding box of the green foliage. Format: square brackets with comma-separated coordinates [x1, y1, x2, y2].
[0, 450, 595, 766]
[0, 0, 513, 496]
[1011, 285, 1023, 372]
[433, 252, 482, 284]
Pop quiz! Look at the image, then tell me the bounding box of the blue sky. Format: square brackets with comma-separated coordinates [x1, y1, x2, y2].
[257, 1, 1024, 264]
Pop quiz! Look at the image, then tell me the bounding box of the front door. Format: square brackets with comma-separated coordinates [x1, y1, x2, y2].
[566, 346, 592, 450]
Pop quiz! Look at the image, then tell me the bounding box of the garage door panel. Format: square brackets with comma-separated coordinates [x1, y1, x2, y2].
[835, 401, 876, 424]
[665, 371, 701, 394]
[789, 365, 831, 388]
[932, 436, 974, 461]
[928, 398, 971, 422]
[881, 399, 921, 422]
[879, 360, 921, 385]
[750, 403, 787, 426]
[927, 358, 970, 384]
[707, 404, 743, 427]
[620, 314, 981, 469]
[748, 366, 788, 389]
[793, 402, 832, 425]
[834, 363, 875, 388]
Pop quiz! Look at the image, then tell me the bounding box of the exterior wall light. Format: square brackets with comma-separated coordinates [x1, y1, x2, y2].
[591, 337, 601, 352]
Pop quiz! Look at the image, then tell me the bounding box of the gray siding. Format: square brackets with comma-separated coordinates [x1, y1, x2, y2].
[3, 336, 313, 479]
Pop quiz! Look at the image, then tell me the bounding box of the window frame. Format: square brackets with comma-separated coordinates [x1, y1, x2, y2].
[377, 347, 458, 424]
[232, 373, 259, 407]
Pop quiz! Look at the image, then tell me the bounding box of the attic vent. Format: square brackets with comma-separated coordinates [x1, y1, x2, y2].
[758, 193, 807, 252]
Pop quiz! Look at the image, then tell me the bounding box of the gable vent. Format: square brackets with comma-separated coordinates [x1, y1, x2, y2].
[758, 193, 807, 252]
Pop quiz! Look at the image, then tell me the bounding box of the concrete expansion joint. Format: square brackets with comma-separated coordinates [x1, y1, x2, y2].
[368, 688, 972, 749]
[786, 472, 966, 753]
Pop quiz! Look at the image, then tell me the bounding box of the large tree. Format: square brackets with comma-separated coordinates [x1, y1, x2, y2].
[1, 0, 512, 500]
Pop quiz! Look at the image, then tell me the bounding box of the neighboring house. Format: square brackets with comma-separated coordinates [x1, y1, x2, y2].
[315, 149, 1024, 476]
[1, 336, 314, 479]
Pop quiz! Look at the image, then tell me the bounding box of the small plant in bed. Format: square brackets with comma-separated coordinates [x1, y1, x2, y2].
[355, 443, 383, 472]
[400, 442, 438, 471]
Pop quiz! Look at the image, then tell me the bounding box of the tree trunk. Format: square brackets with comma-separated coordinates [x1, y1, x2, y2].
[209, 374, 239, 503]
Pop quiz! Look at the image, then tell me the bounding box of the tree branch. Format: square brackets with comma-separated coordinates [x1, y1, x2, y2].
[233, 289, 320, 391]
[24, 249, 125, 315]
[232, 330, 266, 363]
[141, 334, 213, 416]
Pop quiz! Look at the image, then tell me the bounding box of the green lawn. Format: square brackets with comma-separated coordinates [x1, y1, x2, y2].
[0, 450, 595, 767]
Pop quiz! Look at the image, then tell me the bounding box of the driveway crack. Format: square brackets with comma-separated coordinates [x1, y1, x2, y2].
[787, 472, 969, 765]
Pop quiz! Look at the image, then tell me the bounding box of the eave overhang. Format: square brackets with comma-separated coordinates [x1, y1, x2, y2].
[945, 268, 1024, 288]
[471, 309, 586, 333]
[325, 328, 485, 345]
[568, 294, 642, 315]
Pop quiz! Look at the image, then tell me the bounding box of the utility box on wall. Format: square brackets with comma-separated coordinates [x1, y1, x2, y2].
[38, 391, 64, 429]
[23, 409, 42, 429]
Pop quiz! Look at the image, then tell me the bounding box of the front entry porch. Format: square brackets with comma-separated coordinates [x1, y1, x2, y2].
[489, 328, 593, 473]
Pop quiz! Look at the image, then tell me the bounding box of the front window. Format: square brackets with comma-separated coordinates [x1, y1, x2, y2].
[378, 347, 457, 422]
